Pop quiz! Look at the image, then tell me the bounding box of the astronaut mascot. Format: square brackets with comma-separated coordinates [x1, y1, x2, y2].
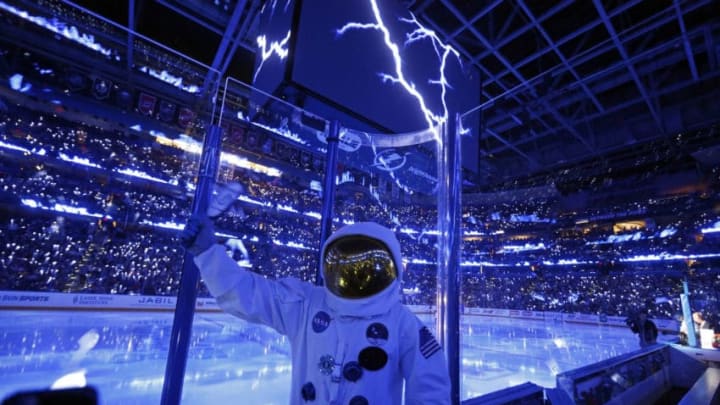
[182, 215, 451, 404]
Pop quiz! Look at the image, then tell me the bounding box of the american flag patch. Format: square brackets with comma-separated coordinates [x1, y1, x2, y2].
[419, 326, 441, 359]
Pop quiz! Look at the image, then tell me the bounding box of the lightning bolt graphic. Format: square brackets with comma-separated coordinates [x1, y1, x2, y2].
[253, 30, 291, 82]
[337, 0, 461, 137]
[253, 0, 294, 82]
[335, 0, 461, 204]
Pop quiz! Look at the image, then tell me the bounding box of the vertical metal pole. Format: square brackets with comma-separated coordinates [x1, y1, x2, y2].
[681, 278, 697, 347]
[316, 120, 340, 285]
[160, 124, 223, 405]
[436, 113, 462, 404]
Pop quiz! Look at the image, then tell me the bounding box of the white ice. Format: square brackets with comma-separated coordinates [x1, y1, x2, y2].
[0, 310, 677, 404]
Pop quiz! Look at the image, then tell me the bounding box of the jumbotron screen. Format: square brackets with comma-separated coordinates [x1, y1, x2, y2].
[286, 0, 482, 172]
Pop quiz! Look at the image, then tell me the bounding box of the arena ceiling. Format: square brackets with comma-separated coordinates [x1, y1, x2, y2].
[56, 0, 720, 190]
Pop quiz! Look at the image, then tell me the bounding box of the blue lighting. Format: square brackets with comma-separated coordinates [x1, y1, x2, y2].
[0, 2, 114, 57]
[701, 220, 720, 234]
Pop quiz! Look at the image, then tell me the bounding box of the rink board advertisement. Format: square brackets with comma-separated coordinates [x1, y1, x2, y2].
[0, 290, 221, 312]
[0, 291, 680, 331]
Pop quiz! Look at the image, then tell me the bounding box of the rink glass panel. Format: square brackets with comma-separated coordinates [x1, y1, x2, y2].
[332, 125, 444, 312]
[0, 2, 219, 402]
[184, 78, 328, 403]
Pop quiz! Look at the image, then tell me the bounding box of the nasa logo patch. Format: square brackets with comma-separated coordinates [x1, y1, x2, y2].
[312, 311, 332, 333]
[366, 323, 389, 345]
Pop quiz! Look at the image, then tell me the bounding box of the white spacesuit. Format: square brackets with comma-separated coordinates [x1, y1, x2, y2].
[184, 218, 450, 404]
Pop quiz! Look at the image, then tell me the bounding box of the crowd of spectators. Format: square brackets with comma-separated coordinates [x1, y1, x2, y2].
[1, 96, 719, 332]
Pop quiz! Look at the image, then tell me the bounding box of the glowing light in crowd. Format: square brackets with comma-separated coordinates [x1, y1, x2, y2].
[21, 199, 101, 218]
[239, 195, 273, 207]
[587, 226, 682, 245]
[0, 140, 31, 153]
[621, 252, 720, 262]
[252, 121, 308, 147]
[410, 258, 432, 265]
[154, 134, 283, 177]
[116, 168, 168, 184]
[273, 239, 312, 250]
[659, 227, 677, 237]
[286, 241, 311, 250]
[277, 204, 298, 213]
[510, 214, 554, 223]
[138, 66, 199, 94]
[500, 243, 547, 253]
[701, 221, 720, 233]
[58, 153, 101, 168]
[399, 227, 419, 235]
[140, 220, 183, 230]
[0, 3, 205, 94]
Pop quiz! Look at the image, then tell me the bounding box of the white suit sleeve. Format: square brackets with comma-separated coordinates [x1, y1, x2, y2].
[193, 244, 310, 336]
[400, 311, 452, 404]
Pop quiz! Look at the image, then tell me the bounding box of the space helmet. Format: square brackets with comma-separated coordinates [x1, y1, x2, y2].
[321, 222, 402, 299]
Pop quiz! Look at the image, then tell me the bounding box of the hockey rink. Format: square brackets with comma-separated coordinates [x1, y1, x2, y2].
[0, 310, 678, 404]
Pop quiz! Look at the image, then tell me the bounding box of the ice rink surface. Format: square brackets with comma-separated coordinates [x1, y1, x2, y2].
[0, 310, 677, 404]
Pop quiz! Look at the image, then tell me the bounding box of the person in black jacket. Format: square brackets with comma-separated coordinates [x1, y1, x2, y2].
[626, 311, 658, 348]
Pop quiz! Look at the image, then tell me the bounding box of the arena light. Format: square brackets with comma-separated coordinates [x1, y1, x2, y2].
[154, 133, 282, 177]
[58, 153, 101, 168]
[499, 243, 547, 253]
[138, 66, 199, 94]
[21, 198, 102, 218]
[621, 252, 720, 262]
[252, 121, 308, 146]
[115, 168, 169, 184]
[277, 204, 298, 213]
[701, 220, 720, 233]
[0, 140, 31, 153]
[0, 2, 114, 57]
[141, 220, 183, 230]
[659, 227, 677, 237]
[509, 214, 554, 223]
[239, 194, 273, 207]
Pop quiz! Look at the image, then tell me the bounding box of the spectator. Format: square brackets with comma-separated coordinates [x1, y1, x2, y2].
[626, 312, 658, 348]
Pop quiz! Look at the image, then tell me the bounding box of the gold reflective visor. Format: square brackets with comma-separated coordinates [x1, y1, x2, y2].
[323, 236, 397, 299]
